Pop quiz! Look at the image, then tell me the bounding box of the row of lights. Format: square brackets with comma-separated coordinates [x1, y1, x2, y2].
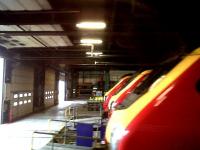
[14, 92, 32, 99]
[13, 99, 32, 106]
[76, 21, 106, 58]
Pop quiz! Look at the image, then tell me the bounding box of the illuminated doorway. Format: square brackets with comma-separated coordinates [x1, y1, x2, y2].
[0, 58, 4, 124]
[58, 80, 65, 104]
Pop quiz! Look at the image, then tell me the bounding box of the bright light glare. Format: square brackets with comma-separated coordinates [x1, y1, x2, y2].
[76, 22, 106, 29]
[86, 51, 103, 56]
[58, 81, 65, 103]
[0, 58, 4, 123]
[13, 102, 18, 106]
[81, 39, 102, 44]
[80, 43, 93, 46]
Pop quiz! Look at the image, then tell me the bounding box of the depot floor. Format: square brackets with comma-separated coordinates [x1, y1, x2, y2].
[0, 100, 101, 150]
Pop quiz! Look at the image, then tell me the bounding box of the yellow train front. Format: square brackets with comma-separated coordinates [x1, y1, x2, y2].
[105, 48, 200, 150]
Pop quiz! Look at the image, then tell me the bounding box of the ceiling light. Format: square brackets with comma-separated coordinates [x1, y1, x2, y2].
[81, 39, 102, 44]
[76, 22, 106, 30]
[86, 51, 103, 56]
[80, 43, 93, 46]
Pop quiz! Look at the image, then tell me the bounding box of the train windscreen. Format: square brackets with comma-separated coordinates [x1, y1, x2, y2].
[115, 65, 175, 110]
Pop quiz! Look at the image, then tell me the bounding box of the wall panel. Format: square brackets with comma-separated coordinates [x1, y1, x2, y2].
[44, 68, 55, 108]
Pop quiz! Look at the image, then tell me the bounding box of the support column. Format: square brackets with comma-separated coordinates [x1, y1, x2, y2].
[65, 66, 71, 100]
[33, 63, 45, 112]
[54, 71, 59, 105]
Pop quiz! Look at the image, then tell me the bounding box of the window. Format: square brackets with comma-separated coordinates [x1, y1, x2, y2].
[19, 94, 23, 97]
[14, 94, 18, 99]
[116, 67, 173, 110]
[19, 101, 23, 105]
[13, 102, 18, 106]
[113, 74, 138, 95]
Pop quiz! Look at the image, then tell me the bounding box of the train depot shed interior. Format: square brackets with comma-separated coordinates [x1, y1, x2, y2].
[0, 0, 200, 150]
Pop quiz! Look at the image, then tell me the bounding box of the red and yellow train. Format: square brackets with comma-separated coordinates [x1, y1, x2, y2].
[105, 48, 200, 150]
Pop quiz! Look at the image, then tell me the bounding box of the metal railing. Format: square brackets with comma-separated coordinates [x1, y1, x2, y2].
[31, 104, 106, 150]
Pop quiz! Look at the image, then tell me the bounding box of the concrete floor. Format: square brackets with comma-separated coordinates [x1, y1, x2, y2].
[0, 100, 101, 150]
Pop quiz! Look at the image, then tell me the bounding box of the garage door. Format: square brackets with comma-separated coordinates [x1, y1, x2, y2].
[8, 64, 34, 121]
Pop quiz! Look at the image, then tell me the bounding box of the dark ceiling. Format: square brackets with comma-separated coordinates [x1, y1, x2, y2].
[0, 0, 200, 70]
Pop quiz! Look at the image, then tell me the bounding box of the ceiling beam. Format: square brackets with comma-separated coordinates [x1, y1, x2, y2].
[7, 47, 140, 54]
[8, 46, 91, 51]
[0, 10, 155, 25]
[0, 31, 134, 37]
[0, 10, 81, 25]
[8, 46, 167, 58]
[16, 55, 160, 64]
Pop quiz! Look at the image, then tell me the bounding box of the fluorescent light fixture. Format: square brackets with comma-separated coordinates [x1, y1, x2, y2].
[80, 43, 93, 46]
[76, 22, 106, 29]
[86, 51, 103, 56]
[81, 39, 102, 44]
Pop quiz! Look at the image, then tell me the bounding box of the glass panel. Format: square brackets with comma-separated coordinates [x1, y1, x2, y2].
[116, 67, 174, 110]
[13, 102, 18, 106]
[14, 94, 18, 99]
[113, 74, 137, 95]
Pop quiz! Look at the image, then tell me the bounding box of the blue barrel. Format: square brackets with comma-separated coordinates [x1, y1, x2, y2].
[76, 123, 93, 147]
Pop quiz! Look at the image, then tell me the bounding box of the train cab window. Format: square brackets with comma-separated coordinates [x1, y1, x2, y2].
[115, 67, 173, 110]
[196, 79, 200, 93]
[113, 73, 139, 95]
